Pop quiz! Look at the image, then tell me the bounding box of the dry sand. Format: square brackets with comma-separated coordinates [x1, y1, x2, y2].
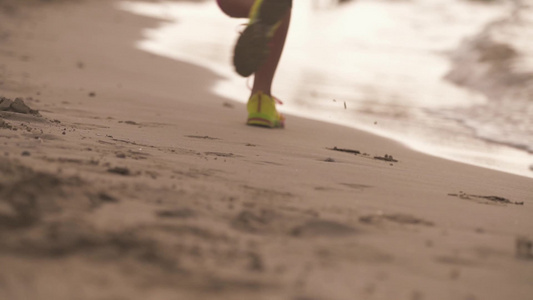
[0, 1, 532, 299]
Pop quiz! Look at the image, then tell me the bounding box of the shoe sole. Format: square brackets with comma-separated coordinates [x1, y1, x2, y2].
[234, 23, 269, 77]
[247, 114, 284, 128]
[233, 0, 292, 77]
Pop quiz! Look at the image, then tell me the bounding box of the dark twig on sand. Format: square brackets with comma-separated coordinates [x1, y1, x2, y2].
[328, 146, 360, 155]
[448, 192, 524, 205]
[373, 154, 398, 162]
[186, 135, 219, 140]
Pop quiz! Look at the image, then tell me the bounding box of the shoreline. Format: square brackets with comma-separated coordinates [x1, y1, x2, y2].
[1, 1, 532, 300]
[119, 0, 533, 178]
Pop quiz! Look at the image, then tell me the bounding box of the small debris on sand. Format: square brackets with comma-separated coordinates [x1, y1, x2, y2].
[374, 154, 398, 162]
[107, 167, 131, 176]
[328, 146, 360, 155]
[324, 157, 335, 162]
[186, 135, 218, 140]
[447, 192, 524, 205]
[0, 97, 40, 115]
[223, 102, 234, 108]
[88, 92, 96, 97]
[204, 152, 234, 157]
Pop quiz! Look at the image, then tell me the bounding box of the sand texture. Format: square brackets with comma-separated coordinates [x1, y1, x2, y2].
[0, 1, 532, 299]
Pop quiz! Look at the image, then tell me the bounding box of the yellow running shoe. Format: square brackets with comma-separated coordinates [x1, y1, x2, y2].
[233, 0, 292, 77]
[246, 91, 285, 128]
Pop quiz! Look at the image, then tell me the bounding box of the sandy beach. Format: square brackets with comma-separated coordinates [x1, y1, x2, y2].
[0, 1, 532, 299]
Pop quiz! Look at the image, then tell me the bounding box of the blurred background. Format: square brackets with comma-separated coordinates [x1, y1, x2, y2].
[120, 0, 533, 177]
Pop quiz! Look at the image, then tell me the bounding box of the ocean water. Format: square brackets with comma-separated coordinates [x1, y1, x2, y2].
[119, 0, 533, 178]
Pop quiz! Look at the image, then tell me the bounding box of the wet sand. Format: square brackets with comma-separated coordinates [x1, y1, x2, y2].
[0, 1, 532, 299]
